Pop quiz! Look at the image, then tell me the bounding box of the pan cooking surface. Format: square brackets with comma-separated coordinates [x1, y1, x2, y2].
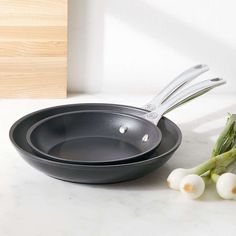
[27, 110, 162, 164]
[48, 137, 141, 161]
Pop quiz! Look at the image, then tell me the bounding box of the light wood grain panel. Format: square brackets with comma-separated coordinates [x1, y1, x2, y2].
[0, 27, 67, 41]
[0, 77, 67, 98]
[0, 57, 66, 72]
[0, 58, 67, 98]
[0, 41, 67, 57]
[0, 0, 67, 98]
[0, 0, 67, 26]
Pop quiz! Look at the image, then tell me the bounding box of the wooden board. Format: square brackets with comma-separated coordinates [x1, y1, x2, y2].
[0, 0, 67, 98]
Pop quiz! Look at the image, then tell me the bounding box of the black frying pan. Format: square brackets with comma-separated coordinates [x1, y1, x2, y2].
[24, 64, 214, 165]
[27, 111, 162, 164]
[10, 103, 182, 183]
[26, 77, 225, 164]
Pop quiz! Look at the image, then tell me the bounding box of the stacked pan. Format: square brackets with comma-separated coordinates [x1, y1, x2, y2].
[10, 65, 226, 184]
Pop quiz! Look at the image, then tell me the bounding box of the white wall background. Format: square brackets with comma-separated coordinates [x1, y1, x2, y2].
[68, 0, 236, 94]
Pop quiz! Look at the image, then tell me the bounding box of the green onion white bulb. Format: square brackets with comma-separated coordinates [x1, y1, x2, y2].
[216, 173, 236, 200]
[180, 174, 205, 199]
[167, 168, 193, 190]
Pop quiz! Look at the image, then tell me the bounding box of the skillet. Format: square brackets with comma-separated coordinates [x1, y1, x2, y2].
[22, 64, 209, 166]
[10, 104, 182, 183]
[26, 77, 225, 164]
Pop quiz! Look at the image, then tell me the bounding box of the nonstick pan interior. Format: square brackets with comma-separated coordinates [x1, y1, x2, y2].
[27, 110, 162, 164]
[9, 103, 182, 183]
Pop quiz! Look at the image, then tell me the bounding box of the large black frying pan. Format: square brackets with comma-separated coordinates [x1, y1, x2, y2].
[26, 77, 225, 164]
[10, 104, 181, 184]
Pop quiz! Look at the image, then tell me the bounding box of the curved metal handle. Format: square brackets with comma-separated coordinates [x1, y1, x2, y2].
[143, 64, 209, 111]
[144, 78, 226, 125]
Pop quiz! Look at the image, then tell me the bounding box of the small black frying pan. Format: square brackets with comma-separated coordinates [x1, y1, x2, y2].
[27, 111, 162, 163]
[24, 63, 212, 165]
[26, 77, 225, 164]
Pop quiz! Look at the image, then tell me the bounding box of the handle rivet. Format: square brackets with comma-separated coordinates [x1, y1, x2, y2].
[119, 126, 128, 134]
[142, 134, 149, 142]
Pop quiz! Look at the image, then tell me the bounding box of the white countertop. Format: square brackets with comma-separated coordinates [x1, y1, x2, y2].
[1, 93, 236, 236]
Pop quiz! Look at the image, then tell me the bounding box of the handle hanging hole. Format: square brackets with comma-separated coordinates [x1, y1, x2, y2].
[211, 78, 221, 82]
[194, 64, 205, 69]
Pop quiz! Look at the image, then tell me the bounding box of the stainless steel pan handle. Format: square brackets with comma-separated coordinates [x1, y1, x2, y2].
[143, 64, 209, 111]
[144, 78, 226, 125]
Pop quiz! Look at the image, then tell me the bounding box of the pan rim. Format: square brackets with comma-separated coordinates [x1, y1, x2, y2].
[9, 103, 182, 168]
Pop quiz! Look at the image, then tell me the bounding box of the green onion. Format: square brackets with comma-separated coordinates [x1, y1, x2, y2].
[167, 148, 236, 190]
[167, 114, 236, 200]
